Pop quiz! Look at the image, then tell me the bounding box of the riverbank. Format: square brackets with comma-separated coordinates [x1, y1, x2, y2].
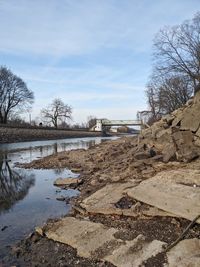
[0, 126, 101, 144]
[6, 134, 200, 267]
[3, 92, 200, 266]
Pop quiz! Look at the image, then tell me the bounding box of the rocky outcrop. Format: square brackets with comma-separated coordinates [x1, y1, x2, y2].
[140, 91, 200, 162]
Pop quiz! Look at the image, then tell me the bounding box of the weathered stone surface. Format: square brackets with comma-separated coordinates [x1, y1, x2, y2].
[194, 135, 200, 147]
[81, 182, 177, 218]
[81, 182, 136, 216]
[45, 217, 120, 258]
[171, 109, 184, 127]
[151, 122, 164, 139]
[54, 177, 80, 186]
[156, 129, 172, 144]
[172, 130, 193, 146]
[127, 169, 200, 223]
[195, 127, 200, 137]
[45, 217, 166, 266]
[162, 143, 176, 163]
[104, 235, 166, 267]
[166, 238, 200, 267]
[176, 147, 199, 162]
[180, 105, 200, 132]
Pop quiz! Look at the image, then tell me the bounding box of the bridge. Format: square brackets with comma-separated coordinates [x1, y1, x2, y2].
[92, 119, 143, 132]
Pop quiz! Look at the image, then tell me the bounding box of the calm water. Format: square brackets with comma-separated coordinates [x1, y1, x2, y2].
[0, 136, 116, 260]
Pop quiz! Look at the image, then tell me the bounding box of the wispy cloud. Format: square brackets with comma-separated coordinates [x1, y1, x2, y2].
[1, 0, 200, 123]
[1, 0, 199, 57]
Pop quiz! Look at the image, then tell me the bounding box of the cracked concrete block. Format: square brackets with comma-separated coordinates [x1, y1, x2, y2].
[166, 238, 200, 267]
[127, 169, 200, 223]
[45, 217, 119, 258]
[104, 234, 166, 267]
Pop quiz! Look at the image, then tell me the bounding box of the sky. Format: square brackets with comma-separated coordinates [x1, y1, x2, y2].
[0, 0, 200, 124]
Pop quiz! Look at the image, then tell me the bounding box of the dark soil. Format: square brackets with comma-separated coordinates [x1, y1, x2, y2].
[143, 252, 168, 267]
[89, 214, 200, 244]
[1, 233, 115, 267]
[5, 214, 199, 267]
[114, 196, 136, 209]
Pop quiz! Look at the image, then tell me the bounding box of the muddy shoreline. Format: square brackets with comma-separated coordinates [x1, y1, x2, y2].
[0, 126, 102, 144]
[2, 135, 200, 266]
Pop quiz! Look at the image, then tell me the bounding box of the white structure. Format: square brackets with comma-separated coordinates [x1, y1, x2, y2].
[91, 119, 143, 132]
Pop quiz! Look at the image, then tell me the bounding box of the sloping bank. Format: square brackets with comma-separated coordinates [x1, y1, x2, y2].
[7, 92, 200, 267]
[0, 126, 101, 143]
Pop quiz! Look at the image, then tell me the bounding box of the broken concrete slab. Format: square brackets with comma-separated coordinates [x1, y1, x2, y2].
[45, 217, 166, 266]
[127, 169, 200, 223]
[81, 182, 177, 218]
[45, 217, 120, 258]
[53, 177, 80, 186]
[166, 238, 200, 267]
[104, 234, 166, 267]
[81, 182, 135, 216]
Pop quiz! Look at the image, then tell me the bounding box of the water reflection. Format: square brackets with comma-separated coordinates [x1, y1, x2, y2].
[0, 154, 35, 214]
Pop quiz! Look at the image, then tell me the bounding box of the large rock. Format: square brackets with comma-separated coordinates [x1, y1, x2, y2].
[156, 129, 172, 144]
[127, 169, 200, 223]
[180, 105, 200, 132]
[166, 238, 200, 267]
[172, 130, 199, 162]
[172, 130, 193, 146]
[162, 143, 176, 163]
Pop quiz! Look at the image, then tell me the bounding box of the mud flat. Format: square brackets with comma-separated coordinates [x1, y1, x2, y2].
[4, 92, 200, 267]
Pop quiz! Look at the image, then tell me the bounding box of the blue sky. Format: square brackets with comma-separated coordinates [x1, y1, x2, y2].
[0, 0, 200, 124]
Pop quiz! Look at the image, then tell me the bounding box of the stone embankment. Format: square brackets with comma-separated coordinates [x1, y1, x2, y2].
[141, 90, 200, 163]
[0, 126, 101, 143]
[10, 91, 200, 266]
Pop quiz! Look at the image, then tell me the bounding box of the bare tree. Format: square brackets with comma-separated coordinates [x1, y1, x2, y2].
[145, 74, 192, 124]
[153, 12, 200, 93]
[0, 66, 34, 124]
[87, 116, 97, 129]
[41, 98, 72, 128]
[157, 75, 193, 113]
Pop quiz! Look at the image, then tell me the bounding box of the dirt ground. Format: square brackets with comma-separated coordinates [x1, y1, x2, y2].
[4, 136, 200, 267]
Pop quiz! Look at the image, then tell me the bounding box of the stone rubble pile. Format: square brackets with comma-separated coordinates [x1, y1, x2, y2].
[140, 91, 200, 163]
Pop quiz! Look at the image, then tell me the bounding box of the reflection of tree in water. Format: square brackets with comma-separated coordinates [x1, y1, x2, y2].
[0, 154, 35, 214]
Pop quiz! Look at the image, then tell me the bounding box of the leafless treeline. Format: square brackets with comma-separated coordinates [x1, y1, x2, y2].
[144, 12, 200, 124]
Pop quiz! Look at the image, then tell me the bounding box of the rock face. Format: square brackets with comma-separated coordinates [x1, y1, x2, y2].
[140, 91, 200, 163]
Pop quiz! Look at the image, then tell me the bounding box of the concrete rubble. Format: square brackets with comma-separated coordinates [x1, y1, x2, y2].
[18, 91, 200, 266]
[81, 182, 177, 218]
[45, 217, 166, 267]
[166, 239, 200, 267]
[127, 169, 200, 223]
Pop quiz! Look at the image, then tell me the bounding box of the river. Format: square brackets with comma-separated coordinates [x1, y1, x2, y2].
[0, 136, 117, 261]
